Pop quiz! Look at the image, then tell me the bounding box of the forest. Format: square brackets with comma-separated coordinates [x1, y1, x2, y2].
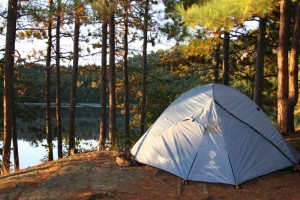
[0, 0, 299, 175]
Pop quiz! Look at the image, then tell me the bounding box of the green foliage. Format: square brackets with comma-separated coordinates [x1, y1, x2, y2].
[14, 64, 101, 103]
[90, 0, 115, 19]
[176, 0, 275, 31]
[114, 131, 140, 151]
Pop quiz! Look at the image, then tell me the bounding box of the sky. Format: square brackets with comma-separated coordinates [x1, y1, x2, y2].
[0, 1, 259, 66]
[0, 0, 175, 66]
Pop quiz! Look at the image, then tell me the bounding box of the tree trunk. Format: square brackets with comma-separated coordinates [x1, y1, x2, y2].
[99, 18, 108, 150]
[69, 5, 81, 155]
[222, 31, 230, 85]
[12, 107, 19, 171]
[288, 0, 300, 133]
[140, 0, 149, 135]
[46, 0, 54, 161]
[213, 44, 220, 83]
[2, 0, 18, 175]
[108, 5, 116, 147]
[123, 0, 130, 148]
[277, 0, 291, 134]
[56, 0, 63, 158]
[253, 17, 267, 108]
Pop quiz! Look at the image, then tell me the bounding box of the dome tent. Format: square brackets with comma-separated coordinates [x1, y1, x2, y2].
[131, 83, 300, 185]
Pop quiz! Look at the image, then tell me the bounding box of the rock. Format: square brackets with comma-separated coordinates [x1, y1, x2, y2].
[115, 153, 131, 167]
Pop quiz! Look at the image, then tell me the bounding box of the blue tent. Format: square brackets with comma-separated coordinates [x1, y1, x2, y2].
[131, 84, 300, 185]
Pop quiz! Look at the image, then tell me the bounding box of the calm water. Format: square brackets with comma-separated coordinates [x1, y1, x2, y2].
[6, 103, 119, 169]
[12, 139, 98, 169]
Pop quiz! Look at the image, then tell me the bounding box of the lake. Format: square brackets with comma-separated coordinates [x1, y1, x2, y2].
[5, 103, 121, 170]
[12, 139, 99, 169]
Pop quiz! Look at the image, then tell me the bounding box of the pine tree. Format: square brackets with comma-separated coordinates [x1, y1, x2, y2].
[99, 18, 108, 150]
[45, 0, 54, 161]
[176, 0, 274, 86]
[277, 0, 291, 134]
[69, 0, 83, 155]
[2, 0, 18, 175]
[222, 31, 229, 85]
[56, 0, 63, 158]
[140, 0, 149, 135]
[122, 0, 130, 146]
[287, 0, 300, 133]
[108, 0, 116, 147]
[89, 0, 111, 150]
[253, 17, 267, 108]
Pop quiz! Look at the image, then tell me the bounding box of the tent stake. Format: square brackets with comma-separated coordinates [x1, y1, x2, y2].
[235, 184, 242, 190]
[203, 183, 208, 193]
[177, 180, 183, 197]
[182, 179, 190, 185]
[294, 164, 300, 171]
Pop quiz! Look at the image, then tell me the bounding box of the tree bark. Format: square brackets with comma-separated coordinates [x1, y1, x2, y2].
[56, 0, 63, 158]
[277, 0, 291, 134]
[99, 17, 108, 150]
[222, 31, 230, 85]
[46, 0, 54, 161]
[69, 3, 81, 155]
[288, 0, 300, 133]
[2, 0, 18, 175]
[254, 17, 267, 108]
[140, 0, 149, 135]
[12, 107, 19, 171]
[213, 44, 220, 83]
[123, 0, 130, 148]
[108, 4, 116, 147]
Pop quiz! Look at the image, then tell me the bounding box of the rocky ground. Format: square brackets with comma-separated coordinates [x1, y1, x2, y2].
[0, 136, 300, 200]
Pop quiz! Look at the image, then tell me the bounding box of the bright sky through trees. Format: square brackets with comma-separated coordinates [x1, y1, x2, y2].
[0, 0, 174, 66]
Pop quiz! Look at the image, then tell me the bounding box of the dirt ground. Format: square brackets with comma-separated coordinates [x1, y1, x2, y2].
[0, 136, 300, 200]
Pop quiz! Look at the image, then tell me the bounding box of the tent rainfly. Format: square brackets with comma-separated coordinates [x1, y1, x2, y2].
[131, 83, 300, 185]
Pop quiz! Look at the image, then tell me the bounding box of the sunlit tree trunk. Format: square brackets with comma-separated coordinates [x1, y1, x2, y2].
[123, 0, 130, 147]
[46, 0, 54, 161]
[140, 0, 149, 135]
[12, 106, 19, 171]
[254, 17, 267, 108]
[222, 31, 230, 85]
[56, 0, 63, 158]
[108, 1, 116, 147]
[288, 0, 300, 133]
[99, 17, 108, 150]
[69, 1, 81, 155]
[213, 44, 220, 83]
[2, 0, 18, 175]
[277, 0, 291, 134]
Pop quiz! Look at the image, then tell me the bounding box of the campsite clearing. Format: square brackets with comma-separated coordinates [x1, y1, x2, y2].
[0, 135, 300, 200]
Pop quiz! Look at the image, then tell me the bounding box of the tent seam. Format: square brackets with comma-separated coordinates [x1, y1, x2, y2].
[186, 153, 198, 180]
[214, 100, 296, 165]
[226, 154, 238, 185]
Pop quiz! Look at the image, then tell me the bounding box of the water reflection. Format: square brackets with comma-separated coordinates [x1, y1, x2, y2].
[11, 139, 98, 169]
[17, 104, 102, 141]
[11, 104, 120, 169]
